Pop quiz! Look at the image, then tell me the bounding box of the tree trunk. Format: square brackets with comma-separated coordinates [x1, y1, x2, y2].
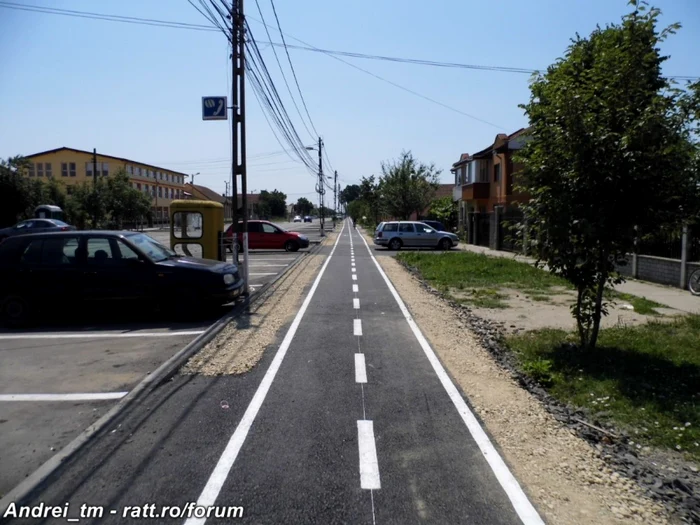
[588, 267, 609, 350]
[575, 285, 587, 348]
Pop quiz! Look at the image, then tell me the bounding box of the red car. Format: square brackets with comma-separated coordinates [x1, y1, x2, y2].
[225, 220, 310, 252]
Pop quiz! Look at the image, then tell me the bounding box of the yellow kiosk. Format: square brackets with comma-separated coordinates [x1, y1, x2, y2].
[169, 200, 225, 261]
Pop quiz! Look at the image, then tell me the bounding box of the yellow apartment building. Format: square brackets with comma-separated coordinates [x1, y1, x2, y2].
[23, 147, 190, 223]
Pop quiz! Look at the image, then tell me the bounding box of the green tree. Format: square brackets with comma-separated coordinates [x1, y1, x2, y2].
[295, 197, 314, 216]
[358, 175, 383, 225]
[516, 0, 694, 350]
[427, 196, 457, 229]
[0, 156, 44, 227]
[339, 184, 361, 206]
[380, 151, 440, 220]
[258, 189, 287, 218]
[103, 169, 153, 228]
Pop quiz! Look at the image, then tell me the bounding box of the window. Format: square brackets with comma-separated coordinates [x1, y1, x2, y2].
[144, 184, 149, 194]
[69, 162, 76, 177]
[159, 172, 163, 180]
[21, 238, 78, 266]
[383, 223, 398, 232]
[137, 183, 141, 190]
[479, 162, 488, 183]
[101, 163, 109, 177]
[417, 224, 434, 233]
[246, 222, 262, 233]
[37, 163, 44, 177]
[261, 223, 279, 234]
[127, 165, 133, 175]
[399, 223, 415, 233]
[152, 187, 156, 197]
[158, 186, 163, 198]
[44, 163, 52, 177]
[172, 212, 203, 239]
[61, 163, 68, 177]
[494, 163, 501, 183]
[86, 237, 135, 266]
[116, 239, 140, 260]
[28, 163, 35, 177]
[164, 173, 169, 182]
[137, 167, 142, 177]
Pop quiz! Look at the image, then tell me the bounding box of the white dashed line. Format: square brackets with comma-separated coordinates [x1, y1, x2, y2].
[352, 268, 356, 273]
[353, 319, 363, 336]
[357, 420, 381, 489]
[354, 354, 367, 383]
[353, 284, 359, 293]
[353, 298, 360, 309]
[0, 393, 128, 402]
[352, 274, 357, 281]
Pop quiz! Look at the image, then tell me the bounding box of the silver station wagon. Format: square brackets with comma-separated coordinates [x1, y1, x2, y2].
[374, 221, 459, 250]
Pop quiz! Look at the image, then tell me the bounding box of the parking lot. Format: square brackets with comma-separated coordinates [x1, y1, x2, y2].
[0, 219, 334, 496]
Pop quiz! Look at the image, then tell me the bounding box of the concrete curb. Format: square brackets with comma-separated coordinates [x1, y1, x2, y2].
[0, 241, 327, 516]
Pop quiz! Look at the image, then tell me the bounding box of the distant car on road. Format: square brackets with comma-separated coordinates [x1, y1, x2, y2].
[303, 216, 312, 223]
[293, 215, 302, 223]
[0, 219, 75, 244]
[374, 221, 459, 251]
[420, 220, 446, 232]
[0, 231, 244, 326]
[225, 220, 310, 252]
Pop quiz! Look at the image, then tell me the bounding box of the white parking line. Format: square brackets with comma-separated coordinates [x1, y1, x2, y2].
[358, 231, 544, 525]
[353, 298, 360, 309]
[0, 393, 128, 401]
[0, 331, 205, 340]
[183, 221, 346, 525]
[352, 274, 357, 281]
[353, 319, 362, 336]
[352, 284, 359, 293]
[354, 354, 367, 383]
[357, 420, 381, 489]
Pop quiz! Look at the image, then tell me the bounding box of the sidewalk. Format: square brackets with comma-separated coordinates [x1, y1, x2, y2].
[455, 243, 700, 315]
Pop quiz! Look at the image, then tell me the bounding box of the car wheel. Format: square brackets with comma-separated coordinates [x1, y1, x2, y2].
[389, 238, 402, 251]
[438, 238, 451, 250]
[1, 295, 31, 327]
[285, 240, 299, 252]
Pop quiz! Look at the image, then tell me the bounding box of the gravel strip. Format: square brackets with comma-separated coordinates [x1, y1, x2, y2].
[376, 253, 679, 525]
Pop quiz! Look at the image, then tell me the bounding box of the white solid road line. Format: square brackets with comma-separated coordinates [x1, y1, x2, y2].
[353, 284, 359, 293]
[353, 319, 363, 336]
[248, 273, 278, 276]
[357, 420, 381, 489]
[357, 233, 544, 525]
[249, 264, 289, 267]
[184, 221, 346, 525]
[353, 298, 360, 309]
[352, 274, 357, 281]
[0, 331, 205, 340]
[0, 393, 128, 402]
[354, 354, 367, 384]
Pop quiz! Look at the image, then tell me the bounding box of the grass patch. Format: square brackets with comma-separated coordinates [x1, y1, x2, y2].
[507, 315, 700, 459]
[607, 291, 664, 316]
[398, 251, 571, 308]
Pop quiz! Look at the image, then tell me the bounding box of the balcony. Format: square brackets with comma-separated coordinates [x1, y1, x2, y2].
[462, 182, 490, 201]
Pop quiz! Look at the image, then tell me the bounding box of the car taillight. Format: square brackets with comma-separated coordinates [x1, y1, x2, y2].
[377, 232, 383, 238]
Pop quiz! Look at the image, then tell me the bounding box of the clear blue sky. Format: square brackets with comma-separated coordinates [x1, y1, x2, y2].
[1, 0, 698, 204]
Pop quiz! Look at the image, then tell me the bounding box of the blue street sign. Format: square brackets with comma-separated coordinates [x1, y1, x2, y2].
[202, 96, 228, 121]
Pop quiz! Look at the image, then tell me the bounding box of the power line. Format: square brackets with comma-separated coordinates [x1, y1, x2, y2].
[2, 2, 696, 82]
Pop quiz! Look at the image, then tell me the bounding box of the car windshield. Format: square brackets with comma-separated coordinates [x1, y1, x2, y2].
[127, 233, 176, 262]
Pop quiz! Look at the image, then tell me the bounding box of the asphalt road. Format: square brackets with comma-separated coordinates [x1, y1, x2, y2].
[6, 220, 542, 525]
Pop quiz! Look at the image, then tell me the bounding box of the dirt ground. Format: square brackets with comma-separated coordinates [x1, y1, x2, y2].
[462, 286, 684, 335]
[181, 235, 335, 376]
[377, 255, 673, 525]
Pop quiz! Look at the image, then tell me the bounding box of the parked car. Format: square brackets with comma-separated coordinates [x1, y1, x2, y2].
[420, 220, 446, 232]
[293, 215, 302, 223]
[225, 220, 310, 252]
[374, 221, 459, 251]
[0, 231, 244, 326]
[303, 216, 313, 223]
[0, 219, 75, 244]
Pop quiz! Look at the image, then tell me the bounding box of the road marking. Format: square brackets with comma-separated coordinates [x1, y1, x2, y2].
[184, 221, 346, 525]
[353, 319, 363, 336]
[357, 420, 381, 489]
[358, 233, 544, 525]
[0, 331, 205, 340]
[352, 274, 357, 281]
[0, 392, 128, 402]
[249, 273, 277, 276]
[353, 298, 360, 309]
[352, 268, 356, 273]
[249, 264, 288, 267]
[352, 284, 359, 293]
[355, 354, 367, 383]
[352, 262, 356, 267]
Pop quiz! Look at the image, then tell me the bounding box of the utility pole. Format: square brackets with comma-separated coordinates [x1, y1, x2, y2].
[230, 0, 249, 294]
[334, 170, 338, 216]
[92, 148, 98, 228]
[316, 137, 325, 237]
[224, 180, 230, 220]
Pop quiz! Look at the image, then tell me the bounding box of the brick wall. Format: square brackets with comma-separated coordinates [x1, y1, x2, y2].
[615, 255, 700, 288]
